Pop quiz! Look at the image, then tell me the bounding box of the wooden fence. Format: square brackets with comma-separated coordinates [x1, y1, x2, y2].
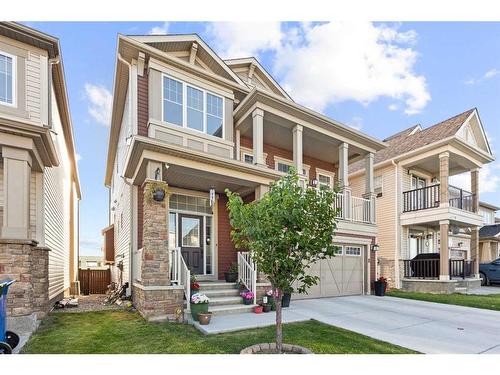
[78, 268, 111, 295]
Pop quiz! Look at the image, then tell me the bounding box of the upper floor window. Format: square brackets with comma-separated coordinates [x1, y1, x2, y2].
[274, 157, 309, 177]
[243, 153, 254, 164]
[0, 52, 15, 106]
[162, 74, 224, 138]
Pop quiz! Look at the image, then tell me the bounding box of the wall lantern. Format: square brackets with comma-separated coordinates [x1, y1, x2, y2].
[371, 244, 380, 252]
[310, 179, 318, 187]
[209, 187, 216, 207]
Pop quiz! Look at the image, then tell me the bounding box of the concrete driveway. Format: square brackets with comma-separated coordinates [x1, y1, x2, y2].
[289, 295, 500, 354]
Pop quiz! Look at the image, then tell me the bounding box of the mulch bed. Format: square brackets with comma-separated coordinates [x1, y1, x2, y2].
[51, 295, 130, 314]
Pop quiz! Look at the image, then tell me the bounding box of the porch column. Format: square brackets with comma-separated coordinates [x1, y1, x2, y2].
[439, 152, 449, 207]
[235, 128, 241, 161]
[252, 108, 266, 167]
[439, 220, 450, 280]
[254, 184, 269, 200]
[362, 152, 376, 224]
[471, 168, 479, 213]
[338, 142, 351, 219]
[2, 147, 32, 239]
[471, 226, 480, 276]
[292, 124, 303, 175]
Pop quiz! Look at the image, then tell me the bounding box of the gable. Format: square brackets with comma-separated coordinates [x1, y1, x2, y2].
[225, 57, 292, 101]
[128, 35, 245, 86]
[456, 110, 492, 155]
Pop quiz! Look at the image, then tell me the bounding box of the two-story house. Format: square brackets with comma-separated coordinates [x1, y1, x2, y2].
[478, 202, 500, 265]
[0, 22, 81, 326]
[350, 108, 494, 294]
[104, 33, 385, 320]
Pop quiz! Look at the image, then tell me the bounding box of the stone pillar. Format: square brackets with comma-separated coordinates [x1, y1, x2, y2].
[2, 147, 32, 239]
[141, 179, 170, 287]
[293, 124, 303, 175]
[235, 128, 241, 161]
[32, 246, 50, 318]
[471, 226, 480, 276]
[471, 168, 479, 213]
[439, 152, 450, 207]
[439, 220, 450, 280]
[133, 179, 184, 320]
[252, 108, 266, 167]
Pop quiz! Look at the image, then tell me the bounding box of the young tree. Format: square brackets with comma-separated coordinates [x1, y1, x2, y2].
[226, 169, 339, 353]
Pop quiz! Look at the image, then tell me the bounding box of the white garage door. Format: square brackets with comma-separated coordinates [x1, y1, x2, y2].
[294, 245, 364, 299]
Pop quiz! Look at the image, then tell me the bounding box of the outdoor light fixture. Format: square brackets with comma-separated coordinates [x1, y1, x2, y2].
[310, 179, 318, 187]
[209, 187, 216, 207]
[371, 244, 380, 252]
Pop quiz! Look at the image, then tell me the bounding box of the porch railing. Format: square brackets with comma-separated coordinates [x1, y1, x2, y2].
[402, 258, 474, 280]
[334, 192, 374, 224]
[403, 184, 476, 213]
[237, 251, 257, 304]
[403, 184, 440, 212]
[170, 247, 190, 310]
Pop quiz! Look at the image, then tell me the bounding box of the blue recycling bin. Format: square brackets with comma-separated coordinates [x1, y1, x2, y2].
[0, 279, 19, 354]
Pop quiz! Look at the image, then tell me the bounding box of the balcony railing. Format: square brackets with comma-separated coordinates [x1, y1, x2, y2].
[402, 258, 474, 280]
[402, 184, 476, 213]
[334, 192, 374, 224]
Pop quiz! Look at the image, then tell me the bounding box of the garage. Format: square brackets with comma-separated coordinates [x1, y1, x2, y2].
[294, 245, 365, 299]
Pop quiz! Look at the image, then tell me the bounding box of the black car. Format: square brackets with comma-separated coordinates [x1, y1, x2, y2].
[479, 258, 500, 286]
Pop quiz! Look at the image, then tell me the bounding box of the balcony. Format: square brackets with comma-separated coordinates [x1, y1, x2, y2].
[334, 192, 374, 224]
[402, 184, 475, 213]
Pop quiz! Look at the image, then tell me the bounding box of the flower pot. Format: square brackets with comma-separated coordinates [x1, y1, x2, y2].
[254, 306, 263, 314]
[224, 272, 238, 283]
[267, 296, 276, 311]
[282, 292, 291, 308]
[243, 297, 252, 305]
[374, 281, 387, 296]
[190, 302, 209, 321]
[198, 312, 212, 325]
[263, 304, 271, 313]
[152, 188, 165, 202]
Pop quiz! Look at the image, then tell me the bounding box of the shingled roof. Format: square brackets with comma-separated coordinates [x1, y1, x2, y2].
[479, 224, 500, 240]
[350, 108, 476, 174]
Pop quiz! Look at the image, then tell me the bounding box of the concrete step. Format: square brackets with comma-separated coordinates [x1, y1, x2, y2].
[202, 288, 240, 298]
[207, 296, 243, 306]
[197, 282, 239, 290]
[208, 303, 258, 316]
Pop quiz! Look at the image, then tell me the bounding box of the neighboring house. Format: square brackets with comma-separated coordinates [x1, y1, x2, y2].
[0, 22, 81, 323]
[104, 33, 385, 319]
[478, 201, 500, 262]
[79, 255, 107, 269]
[350, 108, 494, 293]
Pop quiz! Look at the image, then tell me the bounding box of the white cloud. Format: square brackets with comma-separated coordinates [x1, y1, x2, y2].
[450, 163, 500, 195]
[349, 116, 363, 131]
[464, 68, 499, 85]
[205, 22, 282, 58]
[149, 22, 169, 35]
[206, 22, 430, 115]
[274, 22, 430, 115]
[388, 104, 399, 111]
[84, 83, 112, 127]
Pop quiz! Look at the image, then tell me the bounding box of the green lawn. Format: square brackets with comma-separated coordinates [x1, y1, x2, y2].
[387, 290, 500, 311]
[22, 310, 416, 354]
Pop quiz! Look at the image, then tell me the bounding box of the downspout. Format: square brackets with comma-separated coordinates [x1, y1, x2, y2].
[392, 160, 401, 288]
[47, 57, 60, 128]
[121, 175, 134, 297]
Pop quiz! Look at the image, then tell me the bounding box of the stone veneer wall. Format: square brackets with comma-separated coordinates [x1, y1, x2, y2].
[133, 285, 184, 320]
[0, 239, 49, 318]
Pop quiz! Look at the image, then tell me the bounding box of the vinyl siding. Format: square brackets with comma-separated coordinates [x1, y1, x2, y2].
[44, 86, 72, 299]
[25, 51, 42, 122]
[110, 89, 132, 286]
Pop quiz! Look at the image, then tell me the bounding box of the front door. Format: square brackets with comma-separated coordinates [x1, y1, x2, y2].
[178, 214, 204, 274]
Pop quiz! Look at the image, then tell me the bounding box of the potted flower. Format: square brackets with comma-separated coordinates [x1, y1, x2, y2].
[240, 290, 254, 305]
[190, 275, 200, 296]
[263, 303, 272, 313]
[254, 305, 263, 314]
[374, 276, 388, 297]
[224, 263, 238, 283]
[265, 289, 274, 310]
[190, 293, 209, 321]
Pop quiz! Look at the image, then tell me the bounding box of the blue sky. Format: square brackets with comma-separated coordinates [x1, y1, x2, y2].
[25, 22, 500, 256]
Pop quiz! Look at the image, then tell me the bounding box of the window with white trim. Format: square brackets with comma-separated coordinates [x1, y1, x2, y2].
[374, 175, 383, 197]
[345, 246, 362, 256]
[0, 52, 15, 106]
[275, 158, 309, 177]
[162, 74, 224, 138]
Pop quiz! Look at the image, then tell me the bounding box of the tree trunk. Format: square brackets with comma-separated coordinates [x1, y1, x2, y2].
[274, 288, 283, 353]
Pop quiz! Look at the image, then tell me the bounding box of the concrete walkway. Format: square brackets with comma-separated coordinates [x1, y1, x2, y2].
[192, 295, 500, 354]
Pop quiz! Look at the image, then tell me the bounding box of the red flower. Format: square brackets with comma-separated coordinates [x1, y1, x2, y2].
[377, 276, 387, 283]
[191, 282, 200, 290]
